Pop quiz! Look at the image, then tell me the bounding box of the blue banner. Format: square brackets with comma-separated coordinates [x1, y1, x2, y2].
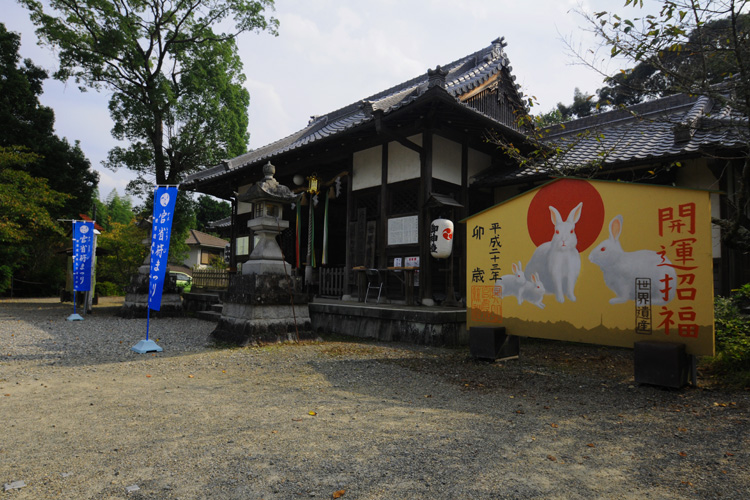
[73, 221, 95, 292]
[148, 186, 178, 311]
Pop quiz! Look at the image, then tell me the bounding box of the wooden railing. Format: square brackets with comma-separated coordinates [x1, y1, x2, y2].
[319, 267, 346, 298]
[192, 269, 235, 289]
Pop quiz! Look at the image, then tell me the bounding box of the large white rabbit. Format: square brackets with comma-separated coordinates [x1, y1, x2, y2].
[588, 214, 678, 305]
[494, 261, 526, 304]
[526, 202, 583, 303]
[519, 272, 546, 309]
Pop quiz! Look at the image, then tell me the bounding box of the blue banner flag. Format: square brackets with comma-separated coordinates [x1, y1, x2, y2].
[73, 221, 95, 292]
[148, 186, 178, 311]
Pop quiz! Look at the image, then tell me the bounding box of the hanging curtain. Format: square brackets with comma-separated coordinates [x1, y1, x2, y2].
[310, 201, 316, 268]
[295, 197, 302, 268]
[322, 191, 330, 265]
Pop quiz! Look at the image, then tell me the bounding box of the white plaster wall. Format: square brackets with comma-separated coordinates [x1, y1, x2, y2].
[468, 148, 492, 181]
[432, 135, 461, 185]
[387, 135, 422, 183]
[353, 145, 383, 191]
[676, 159, 723, 258]
[237, 183, 253, 215]
[183, 247, 201, 268]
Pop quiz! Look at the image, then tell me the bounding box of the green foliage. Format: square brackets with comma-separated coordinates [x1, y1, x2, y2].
[195, 194, 231, 232]
[18, 0, 277, 193]
[95, 281, 122, 297]
[209, 254, 228, 270]
[0, 146, 69, 294]
[0, 23, 98, 219]
[96, 221, 148, 290]
[711, 284, 750, 387]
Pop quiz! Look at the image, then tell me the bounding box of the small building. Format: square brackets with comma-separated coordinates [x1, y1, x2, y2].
[184, 229, 229, 270]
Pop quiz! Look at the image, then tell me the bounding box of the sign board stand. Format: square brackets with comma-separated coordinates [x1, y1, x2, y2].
[66, 291, 84, 321]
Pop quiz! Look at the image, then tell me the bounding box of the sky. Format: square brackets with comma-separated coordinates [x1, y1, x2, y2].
[5, 0, 655, 204]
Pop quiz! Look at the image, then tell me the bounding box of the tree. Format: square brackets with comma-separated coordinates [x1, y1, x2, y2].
[0, 146, 69, 294]
[574, 0, 750, 251]
[20, 0, 278, 196]
[0, 23, 98, 219]
[195, 194, 231, 233]
[96, 220, 148, 291]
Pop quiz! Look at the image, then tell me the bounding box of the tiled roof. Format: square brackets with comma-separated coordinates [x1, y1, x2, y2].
[185, 229, 228, 248]
[182, 37, 524, 190]
[207, 216, 232, 229]
[475, 93, 747, 185]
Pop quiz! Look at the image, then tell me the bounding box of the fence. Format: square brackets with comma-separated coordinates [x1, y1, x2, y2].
[192, 269, 234, 290]
[318, 267, 347, 298]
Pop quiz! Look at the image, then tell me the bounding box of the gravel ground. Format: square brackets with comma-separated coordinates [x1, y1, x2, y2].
[0, 297, 748, 500]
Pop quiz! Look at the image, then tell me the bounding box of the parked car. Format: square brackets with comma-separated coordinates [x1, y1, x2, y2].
[170, 271, 192, 293]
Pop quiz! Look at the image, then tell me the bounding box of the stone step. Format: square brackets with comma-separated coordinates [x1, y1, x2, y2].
[196, 310, 222, 322]
[211, 303, 223, 313]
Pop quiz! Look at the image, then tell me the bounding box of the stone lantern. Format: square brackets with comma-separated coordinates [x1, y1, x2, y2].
[211, 162, 311, 346]
[236, 162, 297, 276]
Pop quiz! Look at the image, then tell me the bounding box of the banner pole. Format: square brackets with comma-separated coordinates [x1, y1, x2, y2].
[146, 307, 151, 341]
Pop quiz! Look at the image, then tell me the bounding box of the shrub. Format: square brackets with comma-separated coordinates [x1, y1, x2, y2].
[710, 284, 750, 386]
[96, 281, 123, 297]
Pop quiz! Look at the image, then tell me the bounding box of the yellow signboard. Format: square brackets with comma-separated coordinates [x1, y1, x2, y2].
[465, 178, 714, 356]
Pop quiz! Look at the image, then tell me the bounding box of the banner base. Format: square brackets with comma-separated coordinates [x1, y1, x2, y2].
[66, 313, 84, 321]
[131, 339, 163, 354]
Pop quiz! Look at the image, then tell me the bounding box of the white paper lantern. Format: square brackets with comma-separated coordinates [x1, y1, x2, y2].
[430, 218, 454, 258]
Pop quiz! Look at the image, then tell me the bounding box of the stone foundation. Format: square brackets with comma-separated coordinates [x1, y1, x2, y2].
[120, 273, 183, 318]
[211, 273, 312, 346]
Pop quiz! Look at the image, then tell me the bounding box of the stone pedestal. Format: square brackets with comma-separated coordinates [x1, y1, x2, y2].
[120, 265, 183, 318]
[211, 274, 311, 346]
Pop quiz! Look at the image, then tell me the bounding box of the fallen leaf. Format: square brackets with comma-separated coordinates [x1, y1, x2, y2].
[309, 411, 317, 416]
[146, 375, 152, 378]
[188, 375, 194, 379]
[332, 489, 346, 499]
[678, 427, 687, 432]
[587, 443, 595, 448]
[550, 423, 558, 428]
[725, 452, 734, 457]
[679, 451, 687, 457]
[547, 455, 557, 461]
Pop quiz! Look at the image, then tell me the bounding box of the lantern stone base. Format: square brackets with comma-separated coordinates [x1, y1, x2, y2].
[120, 272, 183, 318]
[211, 273, 312, 346]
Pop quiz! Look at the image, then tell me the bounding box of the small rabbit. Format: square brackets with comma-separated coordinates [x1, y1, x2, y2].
[526, 202, 583, 303]
[494, 261, 526, 304]
[519, 272, 546, 309]
[588, 215, 678, 305]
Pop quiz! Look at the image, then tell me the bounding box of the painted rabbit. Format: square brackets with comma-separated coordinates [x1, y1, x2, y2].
[588, 215, 678, 305]
[519, 272, 546, 309]
[494, 261, 526, 304]
[526, 202, 583, 303]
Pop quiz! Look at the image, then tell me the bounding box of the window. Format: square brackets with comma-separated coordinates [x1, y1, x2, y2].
[388, 215, 419, 245]
[201, 249, 221, 265]
[236, 236, 249, 255]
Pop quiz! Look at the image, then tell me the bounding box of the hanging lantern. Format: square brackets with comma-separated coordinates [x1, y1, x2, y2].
[430, 218, 454, 259]
[307, 174, 319, 194]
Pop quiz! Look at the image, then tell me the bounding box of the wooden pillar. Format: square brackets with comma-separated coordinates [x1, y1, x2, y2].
[459, 142, 469, 301]
[344, 155, 354, 296]
[378, 143, 388, 269]
[419, 130, 434, 305]
[230, 196, 238, 271]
